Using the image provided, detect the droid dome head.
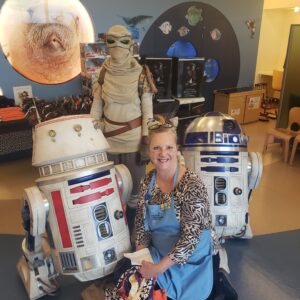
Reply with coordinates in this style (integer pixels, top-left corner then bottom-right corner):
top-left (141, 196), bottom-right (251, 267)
top-left (183, 112), bottom-right (248, 152)
top-left (32, 115), bottom-right (109, 169)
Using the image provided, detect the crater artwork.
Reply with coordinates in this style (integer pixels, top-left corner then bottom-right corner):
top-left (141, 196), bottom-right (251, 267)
top-left (0, 0), bottom-right (95, 84)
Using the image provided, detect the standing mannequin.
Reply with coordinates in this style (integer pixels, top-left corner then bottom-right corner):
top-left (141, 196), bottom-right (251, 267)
top-left (90, 25), bottom-right (156, 234)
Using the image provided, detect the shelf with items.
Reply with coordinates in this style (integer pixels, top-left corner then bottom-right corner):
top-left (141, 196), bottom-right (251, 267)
top-left (80, 42), bottom-right (107, 99)
top-left (175, 97), bottom-right (205, 120)
top-left (152, 96), bottom-right (205, 145)
top-left (174, 97), bottom-right (205, 145)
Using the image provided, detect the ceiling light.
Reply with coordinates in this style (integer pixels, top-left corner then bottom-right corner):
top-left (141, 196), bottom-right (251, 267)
top-left (293, 6), bottom-right (300, 13)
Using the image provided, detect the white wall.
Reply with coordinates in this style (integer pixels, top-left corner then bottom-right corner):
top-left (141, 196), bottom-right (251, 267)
top-left (255, 9), bottom-right (300, 82)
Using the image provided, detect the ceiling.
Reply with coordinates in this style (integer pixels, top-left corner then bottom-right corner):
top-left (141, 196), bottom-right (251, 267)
top-left (264, 0), bottom-right (300, 9)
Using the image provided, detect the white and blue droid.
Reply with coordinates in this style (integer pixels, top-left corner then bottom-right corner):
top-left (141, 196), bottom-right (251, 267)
top-left (17, 115), bottom-right (132, 300)
top-left (182, 112), bottom-right (262, 240)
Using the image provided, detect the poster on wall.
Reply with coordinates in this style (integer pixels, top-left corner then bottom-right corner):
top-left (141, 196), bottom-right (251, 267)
top-left (13, 85), bottom-right (33, 106)
top-left (0, 0), bottom-right (95, 84)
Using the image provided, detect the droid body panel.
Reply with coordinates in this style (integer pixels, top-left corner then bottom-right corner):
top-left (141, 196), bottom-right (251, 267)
top-left (182, 112), bottom-right (262, 239)
top-left (17, 115), bottom-right (132, 300)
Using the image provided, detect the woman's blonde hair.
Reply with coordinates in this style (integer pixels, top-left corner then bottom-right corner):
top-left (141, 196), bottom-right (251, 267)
top-left (148, 114), bottom-right (178, 144)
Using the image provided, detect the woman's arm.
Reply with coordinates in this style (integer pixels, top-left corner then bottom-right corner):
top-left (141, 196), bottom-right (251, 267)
top-left (135, 179), bottom-right (152, 248)
top-left (169, 172), bottom-right (211, 264)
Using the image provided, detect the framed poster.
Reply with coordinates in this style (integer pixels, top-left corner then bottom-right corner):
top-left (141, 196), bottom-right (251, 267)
top-left (13, 85), bottom-right (33, 105)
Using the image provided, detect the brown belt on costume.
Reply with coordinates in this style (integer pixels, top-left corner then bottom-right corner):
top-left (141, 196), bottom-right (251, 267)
top-left (103, 115), bottom-right (142, 137)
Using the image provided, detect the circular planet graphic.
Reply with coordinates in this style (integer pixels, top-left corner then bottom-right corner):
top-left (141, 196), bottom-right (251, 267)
top-left (167, 40), bottom-right (197, 57)
top-left (204, 58), bottom-right (219, 82)
top-left (0, 0), bottom-right (95, 84)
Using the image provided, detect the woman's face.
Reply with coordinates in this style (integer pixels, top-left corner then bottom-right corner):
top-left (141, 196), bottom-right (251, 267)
top-left (149, 131), bottom-right (178, 172)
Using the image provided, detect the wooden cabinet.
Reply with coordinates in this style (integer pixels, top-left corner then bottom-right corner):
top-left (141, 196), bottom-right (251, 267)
top-left (214, 88), bottom-right (264, 124)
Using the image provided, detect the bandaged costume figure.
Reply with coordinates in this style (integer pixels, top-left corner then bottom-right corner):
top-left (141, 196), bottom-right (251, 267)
top-left (90, 25), bottom-right (156, 232)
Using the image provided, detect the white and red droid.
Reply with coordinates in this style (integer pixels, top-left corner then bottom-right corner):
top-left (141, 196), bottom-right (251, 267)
top-left (17, 115), bottom-right (132, 299)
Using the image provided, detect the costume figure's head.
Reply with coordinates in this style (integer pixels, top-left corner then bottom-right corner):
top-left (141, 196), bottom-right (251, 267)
top-left (106, 25), bottom-right (133, 61)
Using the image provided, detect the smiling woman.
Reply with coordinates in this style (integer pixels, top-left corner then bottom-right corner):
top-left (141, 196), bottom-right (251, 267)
top-left (0, 0), bottom-right (95, 84)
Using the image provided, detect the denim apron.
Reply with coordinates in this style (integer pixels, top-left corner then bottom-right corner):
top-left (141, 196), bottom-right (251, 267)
top-left (144, 168), bottom-right (213, 300)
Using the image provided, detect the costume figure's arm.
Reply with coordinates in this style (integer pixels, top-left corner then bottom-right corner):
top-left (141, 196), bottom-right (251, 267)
top-left (139, 66), bottom-right (155, 162)
top-left (139, 92), bottom-right (153, 162)
top-left (90, 80), bottom-right (104, 122)
top-left (140, 64), bottom-right (156, 137)
top-left (141, 92), bottom-right (153, 137)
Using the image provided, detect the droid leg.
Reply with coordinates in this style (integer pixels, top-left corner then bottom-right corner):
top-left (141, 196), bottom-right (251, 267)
top-left (17, 187), bottom-right (59, 300)
top-left (241, 219), bottom-right (253, 239)
top-left (218, 246), bottom-right (230, 274)
top-left (17, 238), bottom-right (59, 300)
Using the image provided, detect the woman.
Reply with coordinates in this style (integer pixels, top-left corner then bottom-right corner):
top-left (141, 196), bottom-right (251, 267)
top-left (135, 117), bottom-right (214, 300)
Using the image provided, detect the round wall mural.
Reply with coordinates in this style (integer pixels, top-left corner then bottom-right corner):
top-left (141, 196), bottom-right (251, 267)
top-left (0, 0), bottom-right (95, 84)
top-left (140, 2), bottom-right (240, 110)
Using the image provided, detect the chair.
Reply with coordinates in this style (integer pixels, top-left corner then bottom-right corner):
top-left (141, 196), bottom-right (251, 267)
top-left (267, 69), bottom-right (283, 119)
top-left (272, 69), bottom-right (283, 100)
top-left (256, 70), bottom-right (283, 121)
top-left (289, 134), bottom-right (300, 165)
top-left (255, 82), bottom-right (271, 121)
top-left (263, 107), bottom-right (300, 163)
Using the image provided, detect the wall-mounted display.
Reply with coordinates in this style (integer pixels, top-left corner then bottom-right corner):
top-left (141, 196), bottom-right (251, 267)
top-left (118, 14), bottom-right (153, 40)
top-left (0, 0), bottom-right (95, 84)
top-left (245, 19), bottom-right (256, 39)
top-left (144, 57), bottom-right (173, 99)
top-left (139, 1), bottom-right (240, 111)
top-left (172, 57), bottom-right (205, 98)
top-left (80, 42), bottom-right (107, 59)
top-left (13, 85), bottom-right (33, 106)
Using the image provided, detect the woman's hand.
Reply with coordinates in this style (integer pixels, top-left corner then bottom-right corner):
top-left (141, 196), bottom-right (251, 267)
top-left (135, 244), bottom-right (146, 251)
top-left (139, 260), bottom-right (161, 279)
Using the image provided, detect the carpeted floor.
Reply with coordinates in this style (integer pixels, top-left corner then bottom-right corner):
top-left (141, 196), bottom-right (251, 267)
top-left (0, 119), bottom-right (300, 299)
